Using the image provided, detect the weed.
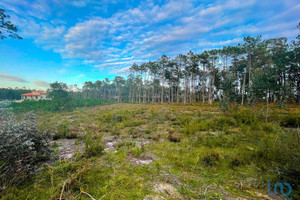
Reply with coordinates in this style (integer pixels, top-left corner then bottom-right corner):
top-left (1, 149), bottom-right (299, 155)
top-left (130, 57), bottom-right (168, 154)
top-left (132, 146), bottom-right (144, 158)
top-left (84, 132), bottom-right (103, 158)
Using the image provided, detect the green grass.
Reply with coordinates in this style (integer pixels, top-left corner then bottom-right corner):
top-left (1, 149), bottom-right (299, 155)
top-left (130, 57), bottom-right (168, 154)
top-left (1, 103), bottom-right (300, 199)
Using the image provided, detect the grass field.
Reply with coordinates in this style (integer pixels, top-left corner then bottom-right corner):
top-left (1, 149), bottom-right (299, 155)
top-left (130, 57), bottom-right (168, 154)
top-left (1, 103), bottom-right (299, 200)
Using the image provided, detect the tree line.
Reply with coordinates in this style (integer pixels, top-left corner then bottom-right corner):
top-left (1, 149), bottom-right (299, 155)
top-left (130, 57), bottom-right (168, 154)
top-left (0, 88), bottom-right (31, 100)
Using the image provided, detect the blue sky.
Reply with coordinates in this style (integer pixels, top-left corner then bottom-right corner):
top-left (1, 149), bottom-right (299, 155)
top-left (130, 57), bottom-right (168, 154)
top-left (0, 0), bottom-right (299, 89)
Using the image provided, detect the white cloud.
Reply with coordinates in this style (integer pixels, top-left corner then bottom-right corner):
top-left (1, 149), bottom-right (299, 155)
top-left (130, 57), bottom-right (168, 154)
top-left (115, 66), bottom-right (131, 74)
top-left (0, 73), bottom-right (28, 83)
top-left (72, 1), bottom-right (86, 7)
top-left (2, 0), bottom-right (299, 76)
top-left (33, 80), bottom-right (50, 88)
top-left (95, 60), bottom-right (146, 68)
top-left (58, 69), bottom-right (67, 73)
top-left (199, 38), bottom-right (243, 47)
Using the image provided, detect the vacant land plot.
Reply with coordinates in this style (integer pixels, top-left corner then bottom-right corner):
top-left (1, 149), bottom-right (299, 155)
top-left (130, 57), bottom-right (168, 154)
top-left (1, 103), bottom-right (299, 200)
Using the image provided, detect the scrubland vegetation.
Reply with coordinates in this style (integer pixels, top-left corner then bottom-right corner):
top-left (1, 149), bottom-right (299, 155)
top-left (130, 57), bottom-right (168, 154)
top-left (9, 99), bottom-right (114, 113)
top-left (1, 103), bottom-right (299, 199)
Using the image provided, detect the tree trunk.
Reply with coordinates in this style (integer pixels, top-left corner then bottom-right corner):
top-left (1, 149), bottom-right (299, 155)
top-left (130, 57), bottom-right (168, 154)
top-left (161, 86), bottom-right (164, 103)
top-left (265, 90), bottom-right (269, 122)
top-left (241, 73), bottom-right (246, 105)
top-left (202, 77), bottom-right (205, 104)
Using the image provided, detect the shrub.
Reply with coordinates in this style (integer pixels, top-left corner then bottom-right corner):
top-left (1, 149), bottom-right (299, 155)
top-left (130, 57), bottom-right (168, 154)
top-left (233, 108), bottom-right (257, 125)
top-left (280, 114), bottom-right (300, 128)
top-left (0, 110), bottom-right (51, 187)
top-left (168, 133), bottom-right (181, 142)
top-left (10, 99), bottom-right (114, 113)
top-left (149, 133), bottom-right (160, 141)
top-left (202, 151), bottom-right (220, 167)
top-left (216, 116), bottom-right (236, 127)
top-left (229, 156), bottom-right (242, 168)
top-left (53, 120), bottom-right (77, 139)
top-left (84, 132), bottom-right (103, 158)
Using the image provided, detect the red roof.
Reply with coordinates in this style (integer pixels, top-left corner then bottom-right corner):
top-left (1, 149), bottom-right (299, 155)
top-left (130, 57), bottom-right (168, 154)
top-left (21, 93), bottom-right (39, 96)
top-left (33, 91), bottom-right (46, 94)
top-left (21, 91), bottom-right (46, 96)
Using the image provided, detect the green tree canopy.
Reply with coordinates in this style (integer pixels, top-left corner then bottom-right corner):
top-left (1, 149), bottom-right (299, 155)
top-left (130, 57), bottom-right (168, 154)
top-left (0, 8), bottom-right (22, 40)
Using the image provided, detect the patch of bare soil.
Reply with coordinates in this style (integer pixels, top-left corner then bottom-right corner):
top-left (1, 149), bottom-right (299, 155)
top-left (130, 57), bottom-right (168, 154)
top-left (128, 152), bottom-right (155, 165)
top-left (52, 139), bottom-right (84, 160)
top-left (102, 135), bottom-right (119, 152)
top-left (153, 183), bottom-right (182, 199)
top-left (104, 140), bottom-right (118, 151)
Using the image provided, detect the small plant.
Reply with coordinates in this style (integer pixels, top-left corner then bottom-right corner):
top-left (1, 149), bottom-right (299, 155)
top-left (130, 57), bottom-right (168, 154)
top-left (149, 133), bottom-right (160, 141)
top-left (229, 156), bottom-right (242, 168)
top-left (132, 146), bottom-right (143, 158)
top-left (216, 116), bottom-right (236, 128)
top-left (167, 129), bottom-right (181, 142)
top-left (53, 120), bottom-right (77, 139)
top-left (233, 108), bottom-right (257, 125)
top-left (218, 95), bottom-right (230, 113)
top-left (168, 133), bottom-right (181, 142)
top-left (202, 151), bottom-right (220, 167)
top-left (84, 132), bottom-right (103, 158)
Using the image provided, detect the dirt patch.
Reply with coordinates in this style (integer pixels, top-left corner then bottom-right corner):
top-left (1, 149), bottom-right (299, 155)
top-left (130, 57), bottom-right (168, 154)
top-left (104, 140), bottom-right (118, 151)
top-left (128, 153), bottom-right (155, 165)
top-left (52, 139), bottom-right (84, 160)
top-left (102, 135), bottom-right (118, 152)
top-left (131, 157), bottom-right (154, 165)
top-left (154, 183), bottom-right (182, 199)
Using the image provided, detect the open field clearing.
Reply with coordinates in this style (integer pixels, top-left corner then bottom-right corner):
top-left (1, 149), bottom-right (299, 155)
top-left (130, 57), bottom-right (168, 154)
top-left (1, 103), bottom-right (299, 200)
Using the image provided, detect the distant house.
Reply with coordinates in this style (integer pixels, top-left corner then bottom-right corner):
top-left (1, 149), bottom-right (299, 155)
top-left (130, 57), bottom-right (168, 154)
top-left (21, 91), bottom-right (48, 101)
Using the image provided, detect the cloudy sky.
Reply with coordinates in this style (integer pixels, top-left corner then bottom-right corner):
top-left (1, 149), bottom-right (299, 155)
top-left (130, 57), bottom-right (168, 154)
top-left (0, 0), bottom-right (299, 89)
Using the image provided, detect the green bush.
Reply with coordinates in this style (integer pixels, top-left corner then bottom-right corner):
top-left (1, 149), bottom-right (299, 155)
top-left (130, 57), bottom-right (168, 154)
top-left (229, 156), bottom-right (242, 168)
top-left (202, 151), bottom-right (220, 167)
top-left (84, 133), bottom-right (104, 158)
top-left (280, 114), bottom-right (300, 128)
top-left (53, 120), bottom-right (77, 139)
top-left (216, 116), bottom-right (236, 127)
top-left (233, 108), bottom-right (257, 125)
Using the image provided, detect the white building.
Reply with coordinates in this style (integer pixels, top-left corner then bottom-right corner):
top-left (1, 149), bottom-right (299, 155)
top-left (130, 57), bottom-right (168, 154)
top-left (21, 91), bottom-right (48, 101)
